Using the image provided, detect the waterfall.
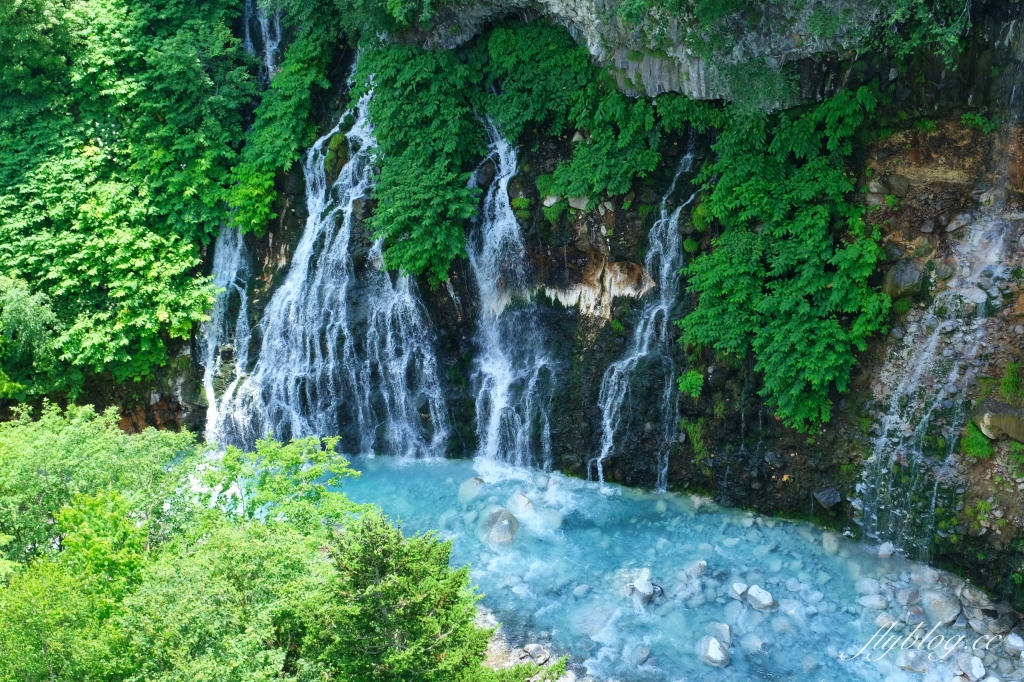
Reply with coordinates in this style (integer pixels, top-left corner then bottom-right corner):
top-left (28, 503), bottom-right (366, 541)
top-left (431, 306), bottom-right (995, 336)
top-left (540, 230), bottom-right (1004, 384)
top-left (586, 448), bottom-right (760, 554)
top-left (589, 148), bottom-right (697, 490)
top-left (242, 0), bottom-right (282, 81)
top-left (468, 123), bottom-right (556, 469)
top-left (216, 92), bottom-right (449, 457)
top-left (856, 103), bottom-right (1024, 557)
top-left (199, 228), bottom-right (252, 444)
top-left (361, 240), bottom-right (452, 458)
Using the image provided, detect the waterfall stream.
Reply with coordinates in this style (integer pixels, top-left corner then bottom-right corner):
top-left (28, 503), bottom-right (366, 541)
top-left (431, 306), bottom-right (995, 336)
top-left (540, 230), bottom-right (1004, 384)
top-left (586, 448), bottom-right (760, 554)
top-left (242, 0), bottom-right (282, 82)
top-left (590, 149), bottom-right (697, 490)
top-left (856, 104), bottom-right (1024, 557)
top-left (214, 93), bottom-right (449, 456)
top-left (468, 124), bottom-right (556, 468)
top-left (199, 228), bottom-right (251, 445)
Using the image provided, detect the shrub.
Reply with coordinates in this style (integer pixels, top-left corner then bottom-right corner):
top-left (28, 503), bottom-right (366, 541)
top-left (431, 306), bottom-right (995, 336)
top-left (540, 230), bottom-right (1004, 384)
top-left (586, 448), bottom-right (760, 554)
top-left (961, 422), bottom-right (994, 459)
top-left (962, 112), bottom-right (997, 134)
top-left (1001, 362), bottom-right (1023, 405)
top-left (677, 368), bottom-right (704, 397)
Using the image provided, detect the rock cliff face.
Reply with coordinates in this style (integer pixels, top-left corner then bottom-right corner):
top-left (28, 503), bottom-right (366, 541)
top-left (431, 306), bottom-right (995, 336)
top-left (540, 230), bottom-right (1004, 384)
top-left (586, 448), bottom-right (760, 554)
top-left (413, 0), bottom-right (876, 98)
top-left (131, 0), bottom-right (1024, 607)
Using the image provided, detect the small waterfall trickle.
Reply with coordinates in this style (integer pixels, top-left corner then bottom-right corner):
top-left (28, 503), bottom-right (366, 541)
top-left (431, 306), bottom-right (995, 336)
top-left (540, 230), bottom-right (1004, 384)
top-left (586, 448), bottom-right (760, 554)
top-left (242, 0), bottom-right (282, 81)
top-left (589, 147), bottom-right (697, 490)
top-left (216, 92), bottom-right (449, 456)
top-left (857, 84), bottom-right (1024, 557)
top-left (200, 228), bottom-right (251, 445)
top-left (469, 123), bottom-right (556, 469)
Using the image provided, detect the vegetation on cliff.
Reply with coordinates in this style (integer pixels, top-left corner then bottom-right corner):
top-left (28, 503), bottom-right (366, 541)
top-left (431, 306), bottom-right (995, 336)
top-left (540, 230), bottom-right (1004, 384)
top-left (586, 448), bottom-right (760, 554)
top-left (0, 404), bottom-right (561, 681)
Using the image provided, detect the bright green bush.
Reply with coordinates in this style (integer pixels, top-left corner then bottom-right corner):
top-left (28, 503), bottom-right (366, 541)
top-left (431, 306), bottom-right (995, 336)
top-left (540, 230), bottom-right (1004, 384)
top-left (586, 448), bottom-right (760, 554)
top-left (0, 0), bottom-right (252, 388)
top-left (960, 422), bottom-right (994, 459)
top-left (678, 87), bottom-right (890, 432)
top-left (677, 368), bottom-right (704, 398)
top-left (0, 406), bottom-right (554, 681)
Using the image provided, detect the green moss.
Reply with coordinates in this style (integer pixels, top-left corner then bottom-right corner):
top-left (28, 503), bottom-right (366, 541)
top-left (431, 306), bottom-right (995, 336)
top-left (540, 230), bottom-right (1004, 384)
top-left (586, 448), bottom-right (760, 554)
top-left (609, 319), bottom-right (625, 333)
top-left (683, 238), bottom-right (701, 254)
top-left (1001, 362), bottom-right (1024, 405)
top-left (892, 298), bottom-right (913, 315)
top-left (961, 423), bottom-right (994, 459)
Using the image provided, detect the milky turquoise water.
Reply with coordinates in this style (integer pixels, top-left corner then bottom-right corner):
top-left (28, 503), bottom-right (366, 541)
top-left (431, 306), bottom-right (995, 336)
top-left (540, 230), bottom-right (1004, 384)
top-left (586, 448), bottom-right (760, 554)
top-left (341, 456), bottom-right (971, 682)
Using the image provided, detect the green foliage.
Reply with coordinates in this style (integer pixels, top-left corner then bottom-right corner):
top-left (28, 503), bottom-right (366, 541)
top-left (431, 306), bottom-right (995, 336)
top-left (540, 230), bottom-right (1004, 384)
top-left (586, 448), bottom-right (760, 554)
top-left (962, 112), bottom-right (997, 134)
top-left (677, 368), bottom-right (704, 398)
top-left (961, 422), bottom-right (994, 459)
top-left (0, 275), bottom-right (63, 399)
top-left (0, 402), bottom-right (195, 563)
top-left (679, 87), bottom-right (890, 432)
top-left (0, 0), bottom-right (251, 386)
top-left (682, 417), bottom-right (711, 473)
top-left (305, 509), bottom-right (486, 680)
top-left (199, 435), bottom-right (361, 531)
top-left (542, 201), bottom-right (568, 224)
top-left (892, 297), bottom-right (913, 315)
top-left (228, 15), bottom-right (338, 233)
top-left (915, 118), bottom-right (937, 132)
top-left (353, 42), bottom-right (485, 287)
top-left (610, 319), bottom-right (626, 333)
top-left (1001, 362), bottom-right (1024, 405)
top-left (0, 406), bottom-right (542, 682)
top-left (683, 237), bottom-right (700, 254)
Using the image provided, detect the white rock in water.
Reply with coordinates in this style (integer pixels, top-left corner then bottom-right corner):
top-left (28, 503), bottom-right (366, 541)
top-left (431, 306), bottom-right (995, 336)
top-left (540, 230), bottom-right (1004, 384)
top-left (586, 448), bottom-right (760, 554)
top-left (897, 649), bottom-right (929, 673)
top-left (957, 653), bottom-right (985, 681)
top-left (822, 532), bottom-right (840, 556)
top-left (878, 541), bottom-right (895, 558)
top-left (480, 506), bottom-right (519, 545)
top-left (855, 578), bottom-right (880, 595)
top-left (746, 585), bottom-right (775, 611)
top-left (655, 499), bottom-right (668, 514)
top-left (522, 643), bottom-right (550, 665)
top-left (632, 646), bottom-right (650, 666)
top-left (686, 560), bottom-right (707, 578)
top-left (710, 622), bottom-right (732, 646)
top-left (1003, 631), bottom-right (1024, 655)
top-left (729, 582), bottom-right (748, 600)
top-left (740, 633), bottom-right (764, 654)
top-left (859, 594), bottom-right (889, 610)
top-left (572, 584), bottom-right (590, 598)
top-left (533, 472), bottom-right (549, 488)
top-left (458, 477), bottom-right (484, 503)
top-left (922, 590), bottom-right (962, 625)
top-left (509, 490), bottom-right (532, 513)
top-left (697, 635), bottom-right (730, 667)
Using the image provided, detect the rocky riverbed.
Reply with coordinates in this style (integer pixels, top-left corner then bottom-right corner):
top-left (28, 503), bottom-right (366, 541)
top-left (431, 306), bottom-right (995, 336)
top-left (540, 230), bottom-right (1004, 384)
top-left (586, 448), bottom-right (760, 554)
top-left (342, 456), bottom-right (1024, 681)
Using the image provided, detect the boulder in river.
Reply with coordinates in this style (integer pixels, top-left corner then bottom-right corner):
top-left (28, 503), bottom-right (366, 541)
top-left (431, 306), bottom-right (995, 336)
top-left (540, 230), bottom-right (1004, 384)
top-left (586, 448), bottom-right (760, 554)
top-left (921, 589), bottom-right (962, 625)
top-left (821, 531), bottom-right (840, 556)
top-left (479, 506), bottom-right (519, 545)
top-left (697, 635), bottom-right (730, 667)
top-left (458, 477), bottom-right (484, 503)
top-left (746, 585), bottom-right (776, 611)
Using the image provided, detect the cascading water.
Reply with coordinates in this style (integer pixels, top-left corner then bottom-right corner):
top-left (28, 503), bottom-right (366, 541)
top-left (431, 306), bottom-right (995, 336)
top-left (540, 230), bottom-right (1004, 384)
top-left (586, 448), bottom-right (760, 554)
top-left (216, 92), bottom-right (450, 456)
top-left (199, 227), bottom-right (252, 445)
top-left (856, 91), bottom-right (1024, 558)
top-left (589, 148), bottom-right (697, 490)
top-left (360, 240), bottom-right (452, 458)
top-left (468, 123), bottom-right (556, 469)
top-left (242, 0), bottom-right (282, 81)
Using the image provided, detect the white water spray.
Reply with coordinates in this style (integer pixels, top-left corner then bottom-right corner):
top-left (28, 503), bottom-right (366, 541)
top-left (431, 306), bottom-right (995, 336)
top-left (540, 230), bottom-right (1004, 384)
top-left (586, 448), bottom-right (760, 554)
top-left (589, 148), bottom-right (696, 490)
top-left (200, 228), bottom-right (251, 445)
top-left (468, 123), bottom-right (556, 468)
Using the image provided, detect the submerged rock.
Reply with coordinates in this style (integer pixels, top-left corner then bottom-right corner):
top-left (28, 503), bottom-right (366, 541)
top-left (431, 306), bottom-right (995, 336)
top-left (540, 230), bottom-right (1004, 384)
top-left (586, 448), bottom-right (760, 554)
top-left (459, 477), bottom-right (484, 503)
top-left (479, 506), bottom-right (520, 545)
top-left (697, 635), bottom-right (730, 667)
top-left (821, 532), bottom-right (840, 556)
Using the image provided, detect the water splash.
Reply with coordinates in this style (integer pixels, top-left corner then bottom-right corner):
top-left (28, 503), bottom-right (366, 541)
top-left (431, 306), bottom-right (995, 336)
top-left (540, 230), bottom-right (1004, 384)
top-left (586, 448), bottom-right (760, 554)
top-left (468, 123), bottom-right (556, 469)
top-left (199, 227), bottom-right (251, 445)
top-left (589, 149), bottom-right (697, 490)
top-left (242, 0), bottom-right (282, 82)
